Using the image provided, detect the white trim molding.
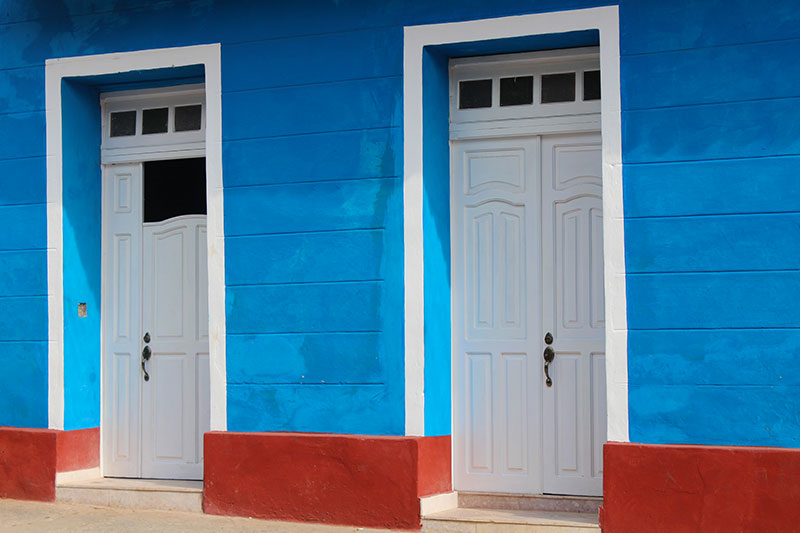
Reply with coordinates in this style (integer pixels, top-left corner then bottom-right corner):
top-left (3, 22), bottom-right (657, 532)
top-left (45, 44), bottom-right (227, 432)
top-left (403, 6), bottom-right (628, 441)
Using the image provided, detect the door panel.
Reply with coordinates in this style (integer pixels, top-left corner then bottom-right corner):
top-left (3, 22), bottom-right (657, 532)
top-left (502, 353), bottom-right (528, 474)
top-left (141, 216), bottom-right (207, 480)
top-left (466, 352), bottom-right (493, 474)
top-left (103, 164), bottom-right (143, 478)
top-left (542, 133), bottom-right (606, 496)
top-left (453, 137), bottom-right (541, 494)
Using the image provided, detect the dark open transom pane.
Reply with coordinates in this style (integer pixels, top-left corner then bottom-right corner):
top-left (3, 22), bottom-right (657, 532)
top-left (175, 104), bottom-right (202, 132)
top-left (142, 107), bottom-right (169, 134)
top-left (459, 79), bottom-right (492, 109)
top-left (584, 70), bottom-right (601, 101)
top-left (541, 72), bottom-right (576, 103)
top-left (110, 111), bottom-right (136, 137)
top-left (500, 76), bottom-right (533, 106)
top-left (144, 158), bottom-right (207, 223)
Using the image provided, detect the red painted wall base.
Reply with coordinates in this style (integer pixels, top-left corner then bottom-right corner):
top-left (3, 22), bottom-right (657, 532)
top-left (0, 427), bottom-right (100, 502)
top-left (601, 442), bottom-right (800, 532)
top-left (56, 427), bottom-right (100, 473)
top-left (204, 432), bottom-right (451, 529)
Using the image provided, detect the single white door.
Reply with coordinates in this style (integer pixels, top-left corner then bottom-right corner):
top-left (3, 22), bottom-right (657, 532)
top-left (452, 132), bottom-right (606, 496)
top-left (102, 161), bottom-right (209, 480)
top-left (452, 137), bottom-right (543, 493)
top-left (541, 132), bottom-right (606, 496)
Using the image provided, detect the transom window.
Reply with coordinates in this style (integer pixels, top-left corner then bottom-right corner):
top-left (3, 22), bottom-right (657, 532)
top-left (450, 48), bottom-right (600, 137)
top-left (101, 84), bottom-right (205, 164)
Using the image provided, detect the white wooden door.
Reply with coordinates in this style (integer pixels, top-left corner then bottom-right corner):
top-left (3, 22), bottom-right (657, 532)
top-left (141, 215), bottom-right (209, 480)
top-left (452, 132), bottom-right (605, 496)
top-left (541, 133), bottom-right (606, 496)
top-left (102, 162), bottom-right (209, 480)
top-left (452, 137), bottom-right (543, 494)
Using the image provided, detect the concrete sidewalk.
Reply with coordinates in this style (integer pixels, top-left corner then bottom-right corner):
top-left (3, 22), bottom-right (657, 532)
top-left (0, 499), bottom-right (400, 532)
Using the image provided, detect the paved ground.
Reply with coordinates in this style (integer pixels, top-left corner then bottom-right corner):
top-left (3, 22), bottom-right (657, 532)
top-left (0, 499), bottom-right (400, 532)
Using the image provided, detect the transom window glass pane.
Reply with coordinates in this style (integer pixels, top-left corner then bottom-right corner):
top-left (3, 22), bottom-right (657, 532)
top-left (110, 111), bottom-right (136, 137)
top-left (541, 72), bottom-right (576, 103)
top-left (142, 107), bottom-right (169, 134)
top-left (500, 76), bottom-right (533, 107)
top-left (174, 104), bottom-right (202, 132)
top-left (584, 70), bottom-right (601, 101)
top-left (459, 79), bottom-right (492, 109)
top-left (144, 158), bottom-right (207, 223)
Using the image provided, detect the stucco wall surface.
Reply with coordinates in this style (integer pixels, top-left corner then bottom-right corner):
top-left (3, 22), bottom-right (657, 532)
top-left (0, 0), bottom-right (798, 447)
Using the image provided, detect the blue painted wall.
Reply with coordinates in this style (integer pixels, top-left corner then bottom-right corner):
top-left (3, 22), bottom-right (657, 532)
top-left (620, 0), bottom-right (800, 448)
top-left (61, 80), bottom-right (102, 431)
top-left (1, 0), bottom-right (799, 448)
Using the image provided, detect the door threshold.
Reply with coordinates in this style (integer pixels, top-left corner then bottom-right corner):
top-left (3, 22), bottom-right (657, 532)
top-left (422, 507), bottom-right (599, 532)
top-left (458, 491), bottom-right (602, 514)
top-left (55, 477), bottom-right (203, 513)
top-left (421, 491), bottom-right (602, 516)
top-left (57, 477), bottom-right (202, 492)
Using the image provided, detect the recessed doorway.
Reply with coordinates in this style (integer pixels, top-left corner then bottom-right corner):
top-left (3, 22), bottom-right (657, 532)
top-left (450, 49), bottom-right (607, 497)
top-left (100, 87), bottom-right (210, 481)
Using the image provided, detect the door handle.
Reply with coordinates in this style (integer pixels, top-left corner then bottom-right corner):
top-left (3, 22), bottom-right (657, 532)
top-left (543, 346), bottom-right (555, 387)
top-left (142, 344), bottom-right (151, 382)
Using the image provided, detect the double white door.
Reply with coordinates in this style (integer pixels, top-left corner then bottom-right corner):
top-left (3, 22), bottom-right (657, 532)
top-left (452, 132), bottom-right (606, 496)
top-left (102, 163), bottom-right (210, 480)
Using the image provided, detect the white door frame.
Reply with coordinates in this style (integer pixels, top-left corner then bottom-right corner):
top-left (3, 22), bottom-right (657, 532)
top-left (45, 44), bottom-right (227, 436)
top-left (402, 6), bottom-right (627, 443)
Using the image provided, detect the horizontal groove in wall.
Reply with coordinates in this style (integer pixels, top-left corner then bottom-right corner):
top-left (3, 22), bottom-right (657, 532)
top-left (630, 383), bottom-right (797, 389)
top-left (0, 0), bottom-right (198, 28)
top-left (0, 64), bottom-right (44, 73)
top-left (0, 248), bottom-right (46, 254)
top-left (0, 201), bottom-right (47, 209)
top-left (622, 35), bottom-right (800, 58)
top-left (224, 74), bottom-right (401, 95)
top-left (222, 23), bottom-right (400, 48)
top-left (222, 125), bottom-right (397, 144)
top-left (226, 227), bottom-right (387, 238)
top-left (226, 227), bottom-right (384, 240)
top-left (0, 153), bottom-right (45, 163)
top-left (623, 93), bottom-right (800, 113)
top-left (624, 153), bottom-right (800, 167)
top-left (0, 293), bottom-right (46, 299)
top-left (0, 108), bottom-right (44, 118)
top-left (224, 175), bottom-right (398, 190)
top-left (627, 268), bottom-right (800, 276)
top-left (227, 330), bottom-right (382, 336)
top-left (227, 278), bottom-right (384, 288)
top-left (0, 249), bottom-right (47, 254)
top-left (626, 270), bottom-right (800, 277)
top-left (227, 382), bottom-right (384, 387)
top-left (222, 126), bottom-right (396, 145)
top-left (628, 327), bottom-right (800, 332)
top-left (625, 210), bottom-right (800, 220)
